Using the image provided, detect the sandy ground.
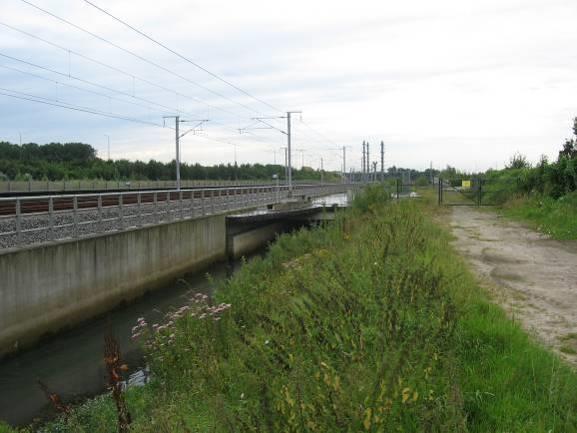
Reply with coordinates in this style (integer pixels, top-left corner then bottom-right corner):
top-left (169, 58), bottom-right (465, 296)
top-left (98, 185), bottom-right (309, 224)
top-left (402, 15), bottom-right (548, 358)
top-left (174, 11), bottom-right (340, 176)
top-left (449, 206), bottom-right (577, 361)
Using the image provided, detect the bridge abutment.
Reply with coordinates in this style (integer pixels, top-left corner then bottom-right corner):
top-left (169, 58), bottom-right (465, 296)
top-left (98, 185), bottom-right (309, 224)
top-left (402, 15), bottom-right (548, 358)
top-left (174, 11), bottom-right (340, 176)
top-left (0, 214), bottom-right (227, 356)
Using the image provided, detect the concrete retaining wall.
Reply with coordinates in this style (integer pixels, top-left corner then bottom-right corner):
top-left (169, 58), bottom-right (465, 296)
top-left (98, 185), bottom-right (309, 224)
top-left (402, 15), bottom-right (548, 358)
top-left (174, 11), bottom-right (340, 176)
top-left (229, 222), bottom-right (286, 259)
top-left (0, 214), bottom-right (226, 356)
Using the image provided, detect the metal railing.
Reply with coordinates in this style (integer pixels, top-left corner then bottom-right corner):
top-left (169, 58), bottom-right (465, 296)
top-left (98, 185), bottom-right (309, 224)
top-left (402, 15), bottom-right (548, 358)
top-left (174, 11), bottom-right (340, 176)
top-left (0, 179), bottom-right (331, 194)
top-left (0, 184), bottom-right (352, 249)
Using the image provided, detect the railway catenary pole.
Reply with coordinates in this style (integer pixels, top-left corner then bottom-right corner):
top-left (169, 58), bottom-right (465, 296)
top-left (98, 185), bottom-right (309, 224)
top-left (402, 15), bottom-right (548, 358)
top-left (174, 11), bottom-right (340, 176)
top-left (342, 146), bottom-right (347, 183)
top-left (361, 141), bottom-right (366, 183)
top-left (281, 147), bottom-right (288, 184)
top-left (250, 111), bottom-right (300, 194)
top-left (287, 112), bottom-right (292, 192)
top-left (286, 111), bottom-right (301, 195)
top-left (380, 140), bottom-right (385, 182)
top-left (366, 142), bottom-right (370, 183)
top-left (163, 116), bottom-right (209, 191)
top-left (175, 116), bottom-right (181, 190)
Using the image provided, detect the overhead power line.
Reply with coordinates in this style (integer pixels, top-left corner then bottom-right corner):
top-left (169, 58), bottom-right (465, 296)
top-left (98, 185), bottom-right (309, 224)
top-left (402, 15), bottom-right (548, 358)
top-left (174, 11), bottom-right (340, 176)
top-left (0, 88), bottom-right (166, 128)
top-left (6, 1), bottom-right (345, 168)
top-left (299, 119), bottom-right (341, 148)
top-left (19, 0), bottom-right (270, 118)
top-left (292, 121), bottom-right (345, 163)
top-left (0, 58), bottom-right (243, 137)
top-left (0, 20), bottom-right (243, 122)
top-left (0, 63), bottom-right (164, 115)
top-left (0, 52), bottom-right (189, 117)
top-left (82, 0), bottom-right (283, 115)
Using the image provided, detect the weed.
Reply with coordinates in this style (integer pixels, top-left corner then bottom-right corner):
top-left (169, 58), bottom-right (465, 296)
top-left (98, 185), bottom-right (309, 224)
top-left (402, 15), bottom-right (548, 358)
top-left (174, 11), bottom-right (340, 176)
top-left (103, 334), bottom-right (131, 433)
top-left (37, 381), bottom-right (70, 418)
top-left (12, 189), bottom-right (577, 433)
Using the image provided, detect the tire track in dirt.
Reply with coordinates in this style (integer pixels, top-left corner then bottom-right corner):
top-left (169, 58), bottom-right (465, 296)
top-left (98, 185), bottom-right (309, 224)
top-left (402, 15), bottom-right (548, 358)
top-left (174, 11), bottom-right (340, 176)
top-left (450, 206), bottom-right (577, 361)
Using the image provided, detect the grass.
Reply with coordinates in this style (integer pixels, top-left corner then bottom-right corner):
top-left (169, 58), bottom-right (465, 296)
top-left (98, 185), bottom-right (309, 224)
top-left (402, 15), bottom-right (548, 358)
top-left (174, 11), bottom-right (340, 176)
top-left (499, 192), bottom-right (577, 240)
top-left (560, 346), bottom-right (577, 355)
top-left (5, 185), bottom-right (577, 432)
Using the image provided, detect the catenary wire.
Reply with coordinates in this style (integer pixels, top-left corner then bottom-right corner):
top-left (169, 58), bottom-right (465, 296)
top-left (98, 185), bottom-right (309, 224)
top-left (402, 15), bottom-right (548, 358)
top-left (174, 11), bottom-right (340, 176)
top-left (82, 0), bottom-right (284, 115)
top-left (0, 20), bottom-right (246, 122)
top-left (0, 88), bottom-right (167, 128)
top-left (20, 0), bottom-right (276, 118)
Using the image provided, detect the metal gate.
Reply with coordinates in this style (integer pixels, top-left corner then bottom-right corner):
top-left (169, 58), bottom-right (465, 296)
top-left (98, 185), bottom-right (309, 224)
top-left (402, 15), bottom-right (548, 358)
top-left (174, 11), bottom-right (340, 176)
top-left (438, 178), bottom-right (502, 206)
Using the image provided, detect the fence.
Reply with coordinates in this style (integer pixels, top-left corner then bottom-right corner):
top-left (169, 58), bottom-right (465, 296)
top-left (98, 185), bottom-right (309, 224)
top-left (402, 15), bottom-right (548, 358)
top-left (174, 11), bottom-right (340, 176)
top-left (381, 179), bottom-right (433, 200)
top-left (0, 183), bottom-right (353, 249)
top-left (437, 178), bottom-right (505, 206)
top-left (0, 179), bottom-right (329, 194)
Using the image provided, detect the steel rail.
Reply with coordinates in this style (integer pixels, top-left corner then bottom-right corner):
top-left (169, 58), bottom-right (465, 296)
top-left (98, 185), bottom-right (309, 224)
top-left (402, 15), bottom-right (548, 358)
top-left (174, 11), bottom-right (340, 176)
top-left (0, 184), bottom-right (355, 249)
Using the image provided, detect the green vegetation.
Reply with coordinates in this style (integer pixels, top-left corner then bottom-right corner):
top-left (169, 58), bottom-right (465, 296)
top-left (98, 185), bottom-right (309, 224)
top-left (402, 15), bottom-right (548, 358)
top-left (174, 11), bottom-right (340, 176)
top-left (0, 141), bottom-right (337, 182)
top-left (499, 193), bottom-right (577, 239)
top-left (467, 118), bottom-right (577, 239)
top-left (5, 187), bottom-right (577, 432)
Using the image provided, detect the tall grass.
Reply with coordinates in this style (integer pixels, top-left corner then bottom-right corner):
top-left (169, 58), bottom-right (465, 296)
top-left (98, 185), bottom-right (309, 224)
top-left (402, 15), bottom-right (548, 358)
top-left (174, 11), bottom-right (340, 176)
top-left (500, 192), bottom-right (577, 239)
top-left (7, 190), bottom-right (577, 432)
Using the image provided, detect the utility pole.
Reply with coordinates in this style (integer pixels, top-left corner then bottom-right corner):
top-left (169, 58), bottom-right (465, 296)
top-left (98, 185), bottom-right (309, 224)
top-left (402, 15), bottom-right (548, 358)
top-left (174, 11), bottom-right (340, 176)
top-left (250, 111), bottom-right (300, 194)
top-left (372, 162), bottom-right (377, 182)
top-left (104, 134), bottom-right (110, 160)
top-left (366, 142), bottom-right (370, 183)
top-left (320, 157), bottom-right (324, 185)
top-left (281, 147), bottom-right (288, 183)
top-left (362, 141), bottom-right (366, 183)
top-left (175, 117), bottom-right (181, 189)
top-left (380, 141), bottom-right (384, 182)
top-left (286, 111), bottom-right (301, 195)
top-left (287, 112), bottom-right (292, 191)
top-left (294, 149), bottom-right (305, 168)
top-left (233, 143), bottom-right (238, 181)
top-left (342, 146), bottom-right (347, 183)
top-left (163, 115), bottom-right (209, 190)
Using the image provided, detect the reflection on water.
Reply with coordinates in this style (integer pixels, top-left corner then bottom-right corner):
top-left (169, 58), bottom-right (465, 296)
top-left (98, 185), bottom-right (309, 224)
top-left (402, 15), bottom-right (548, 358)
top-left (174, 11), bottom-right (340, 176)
top-left (0, 258), bottom-right (249, 427)
top-left (312, 192), bottom-right (351, 207)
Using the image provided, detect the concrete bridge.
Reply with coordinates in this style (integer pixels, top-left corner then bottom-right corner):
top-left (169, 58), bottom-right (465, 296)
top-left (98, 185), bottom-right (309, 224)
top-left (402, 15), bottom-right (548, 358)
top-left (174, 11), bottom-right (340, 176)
top-left (0, 183), bottom-right (358, 356)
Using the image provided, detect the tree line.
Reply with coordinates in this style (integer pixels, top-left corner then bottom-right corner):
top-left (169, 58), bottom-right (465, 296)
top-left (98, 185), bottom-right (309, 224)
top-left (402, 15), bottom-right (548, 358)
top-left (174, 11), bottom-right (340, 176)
top-left (0, 141), bottom-right (340, 182)
top-left (486, 117), bottom-right (577, 199)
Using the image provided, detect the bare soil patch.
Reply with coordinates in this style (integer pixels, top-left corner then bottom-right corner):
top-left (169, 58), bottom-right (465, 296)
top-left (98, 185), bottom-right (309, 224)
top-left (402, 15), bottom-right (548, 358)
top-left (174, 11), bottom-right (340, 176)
top-left (450, 206), bottom-right (577, 362)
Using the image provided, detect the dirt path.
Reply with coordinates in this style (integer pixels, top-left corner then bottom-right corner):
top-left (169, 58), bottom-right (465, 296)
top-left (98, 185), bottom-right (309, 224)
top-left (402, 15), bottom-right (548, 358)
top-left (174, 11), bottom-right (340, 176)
top-left (450, 206), bottom-right (577, 360)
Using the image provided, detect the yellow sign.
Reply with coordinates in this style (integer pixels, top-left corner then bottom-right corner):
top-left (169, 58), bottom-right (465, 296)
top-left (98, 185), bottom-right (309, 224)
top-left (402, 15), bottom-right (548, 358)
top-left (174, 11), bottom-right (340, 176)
top-left (462, 180), bottom-right (471, 189)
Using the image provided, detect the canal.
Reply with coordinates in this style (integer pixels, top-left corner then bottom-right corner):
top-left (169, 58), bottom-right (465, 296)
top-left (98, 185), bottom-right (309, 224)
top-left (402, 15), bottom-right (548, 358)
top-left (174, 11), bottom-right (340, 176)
top-left (0, 256), bottom-right (252, 426)
top-left (0, 192), bottom-right (351, 427)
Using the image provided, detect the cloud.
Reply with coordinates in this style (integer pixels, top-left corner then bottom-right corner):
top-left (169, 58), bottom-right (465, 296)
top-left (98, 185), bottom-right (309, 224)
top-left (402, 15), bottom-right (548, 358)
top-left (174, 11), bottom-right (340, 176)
top-left (1, 0), bottom-right (577, 171)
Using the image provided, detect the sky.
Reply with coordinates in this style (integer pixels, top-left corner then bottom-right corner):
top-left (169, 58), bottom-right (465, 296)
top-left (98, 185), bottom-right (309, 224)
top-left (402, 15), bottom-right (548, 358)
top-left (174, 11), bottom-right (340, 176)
top-left (1, 0), bottom-right (577, 172)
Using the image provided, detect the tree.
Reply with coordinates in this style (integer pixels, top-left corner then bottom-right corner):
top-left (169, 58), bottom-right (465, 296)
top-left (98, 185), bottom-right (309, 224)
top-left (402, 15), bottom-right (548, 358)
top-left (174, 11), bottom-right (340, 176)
top-left (506, 153), bottom-right (530, 169)
top-left (558, 117), bottom-right (577, 160)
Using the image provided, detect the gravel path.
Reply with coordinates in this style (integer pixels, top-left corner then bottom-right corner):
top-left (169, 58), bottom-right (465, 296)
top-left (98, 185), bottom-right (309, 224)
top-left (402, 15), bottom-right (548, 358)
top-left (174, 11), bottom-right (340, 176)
top-left (450, 206), bottom-right (577, 362)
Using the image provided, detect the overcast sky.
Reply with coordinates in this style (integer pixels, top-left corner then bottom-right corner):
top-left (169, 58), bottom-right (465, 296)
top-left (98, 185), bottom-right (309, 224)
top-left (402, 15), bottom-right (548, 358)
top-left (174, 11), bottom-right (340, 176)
top-left (1, 0), bottom-right (577, 172)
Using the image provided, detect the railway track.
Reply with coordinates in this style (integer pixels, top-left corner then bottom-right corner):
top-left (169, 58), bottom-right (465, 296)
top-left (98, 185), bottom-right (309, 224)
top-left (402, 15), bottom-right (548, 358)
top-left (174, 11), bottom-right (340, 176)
top-left (0, 183), bottom-right (354, 249)
top-left (0, 182), bottom-right (303, 198)
top-left (0, 185), bottom-right (313, 217)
